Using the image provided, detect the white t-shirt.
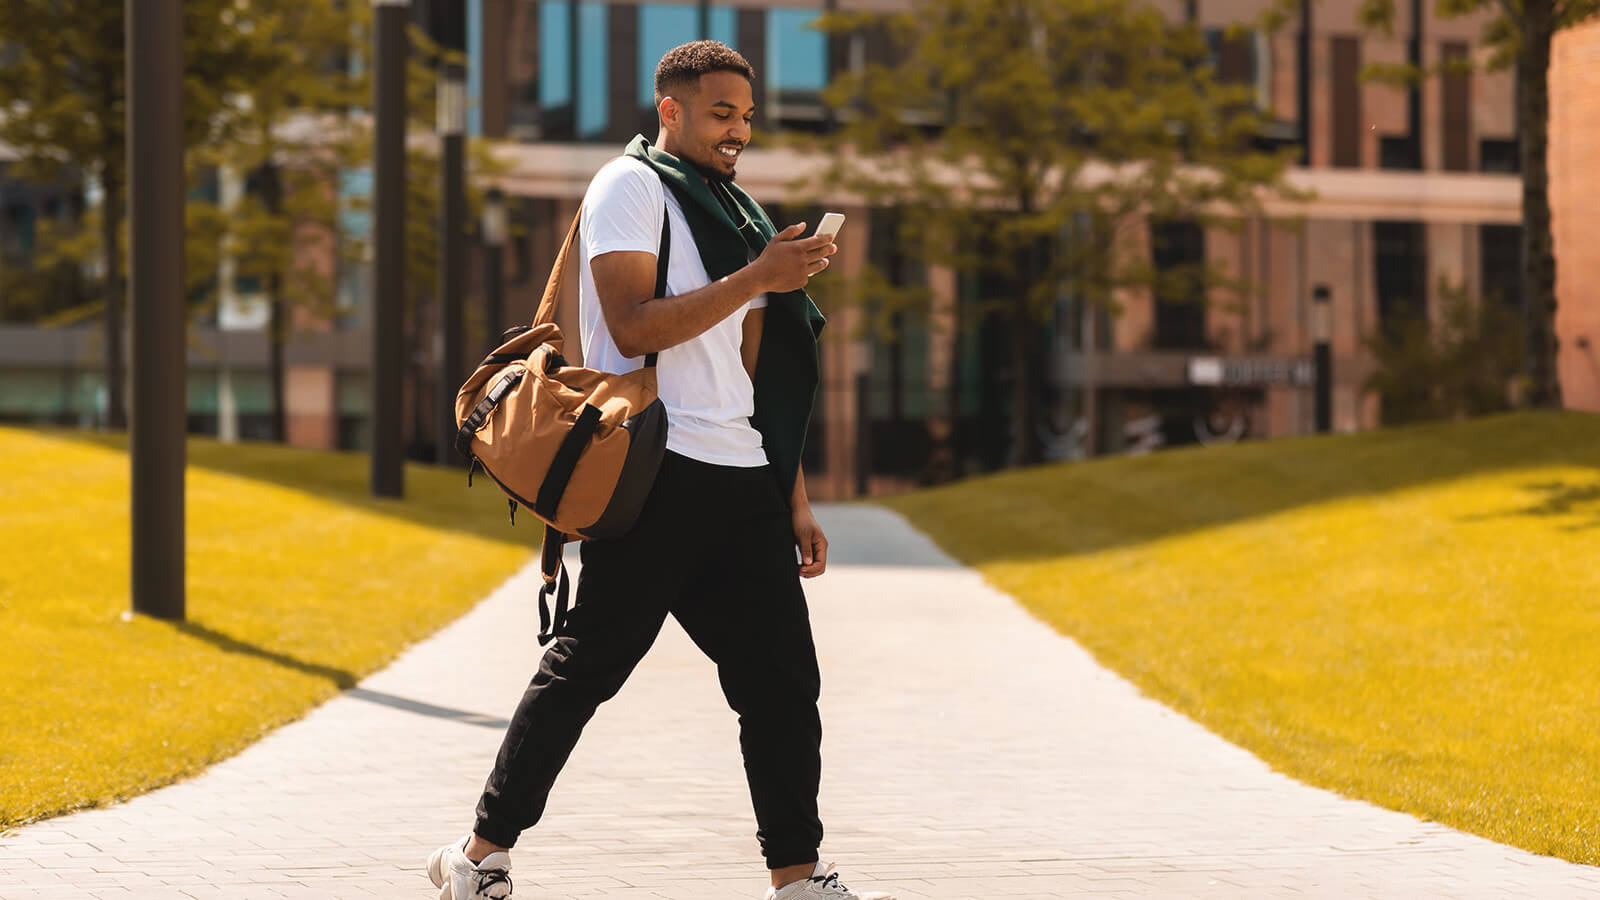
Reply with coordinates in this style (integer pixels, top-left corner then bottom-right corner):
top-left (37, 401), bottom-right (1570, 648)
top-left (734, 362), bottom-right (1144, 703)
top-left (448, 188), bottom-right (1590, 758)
top-left (578, 157), bottom-right (770, 468)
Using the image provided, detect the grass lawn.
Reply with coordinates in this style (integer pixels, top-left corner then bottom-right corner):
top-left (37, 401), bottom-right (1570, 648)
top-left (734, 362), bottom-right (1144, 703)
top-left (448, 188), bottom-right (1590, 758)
top-left (0, 428), bottom-right (537, 829)
top-left (881, 411), bottom-right (1600, 865)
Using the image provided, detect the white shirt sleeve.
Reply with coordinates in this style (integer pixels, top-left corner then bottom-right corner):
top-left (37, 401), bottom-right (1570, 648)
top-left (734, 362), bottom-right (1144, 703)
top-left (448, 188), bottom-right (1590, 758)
top-left (581, 160), bottom-right (666, 261)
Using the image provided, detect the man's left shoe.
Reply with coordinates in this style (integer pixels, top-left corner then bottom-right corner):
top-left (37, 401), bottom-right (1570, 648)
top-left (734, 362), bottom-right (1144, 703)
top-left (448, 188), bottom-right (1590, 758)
top-left (764, 862), bottom-right (895, 900)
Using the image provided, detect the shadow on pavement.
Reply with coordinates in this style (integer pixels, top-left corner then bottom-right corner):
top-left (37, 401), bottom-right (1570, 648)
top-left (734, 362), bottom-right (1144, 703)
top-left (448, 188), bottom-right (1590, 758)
top-left (346, 688), bottom-right (511, 729)
top-left (176, 621), bottom-right (358, 688)
top-left (176, 622), bottom-right (513, 727)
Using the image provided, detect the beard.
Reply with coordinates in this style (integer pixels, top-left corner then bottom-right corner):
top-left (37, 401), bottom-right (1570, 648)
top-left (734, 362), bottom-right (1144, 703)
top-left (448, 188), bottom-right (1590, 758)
top-left (689, 144), bottom-right (737, 183)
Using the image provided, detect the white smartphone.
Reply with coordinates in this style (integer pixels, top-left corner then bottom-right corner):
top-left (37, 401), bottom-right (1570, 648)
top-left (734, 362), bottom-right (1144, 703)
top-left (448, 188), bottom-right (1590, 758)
top-left (813, 212), bottom-right (846, 241)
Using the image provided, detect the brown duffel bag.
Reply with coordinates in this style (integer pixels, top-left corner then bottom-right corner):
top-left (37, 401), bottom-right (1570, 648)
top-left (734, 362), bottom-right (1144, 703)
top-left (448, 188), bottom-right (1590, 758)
top-left (454, 199), bottom-right (670, 643)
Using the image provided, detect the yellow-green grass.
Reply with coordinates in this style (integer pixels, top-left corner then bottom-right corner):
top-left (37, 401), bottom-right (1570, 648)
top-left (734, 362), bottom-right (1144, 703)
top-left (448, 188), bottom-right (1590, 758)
top-left (0, 428), bottom-right (537, 829)
top-left (881, 411), bottom-right (1600, 864)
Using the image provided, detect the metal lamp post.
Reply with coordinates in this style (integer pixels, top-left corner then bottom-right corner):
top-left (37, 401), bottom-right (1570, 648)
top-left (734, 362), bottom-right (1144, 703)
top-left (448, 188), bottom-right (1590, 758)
top-left (127, 0), bottom-right (187, 620)
top-left (437, 61), bottom-right (467, 466)
top-left (1311, 284), bottom-right (1332, 434)
top-left (371, 0), bottom-right (408, 497)
top-left (481, 187), bottom-right (508, 345)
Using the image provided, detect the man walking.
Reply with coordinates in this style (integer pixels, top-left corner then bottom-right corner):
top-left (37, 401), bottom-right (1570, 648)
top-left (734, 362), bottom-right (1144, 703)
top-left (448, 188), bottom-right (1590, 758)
top-left (428, 41), bottom-right (894, 900)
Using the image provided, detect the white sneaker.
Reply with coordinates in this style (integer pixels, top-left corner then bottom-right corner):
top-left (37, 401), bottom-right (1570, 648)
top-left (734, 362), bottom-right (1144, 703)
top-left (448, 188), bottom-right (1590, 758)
top-left (426, 835), bottom-right (514, 899)
top-left (765, 862), bottom-right (895, 900)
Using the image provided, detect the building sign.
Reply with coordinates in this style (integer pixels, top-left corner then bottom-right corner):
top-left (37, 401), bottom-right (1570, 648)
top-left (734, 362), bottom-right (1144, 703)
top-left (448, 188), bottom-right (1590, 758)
top-left (1187, 356), bottom-right (1314, 388)
top-left (219, 293), bottom-right (269, 332)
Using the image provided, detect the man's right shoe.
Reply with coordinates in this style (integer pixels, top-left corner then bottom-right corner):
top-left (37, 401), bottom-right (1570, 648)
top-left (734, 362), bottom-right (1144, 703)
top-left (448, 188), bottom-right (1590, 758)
top-left (426, 835), bottom-right (513, 899)
top-left (764, 862), bottom-right (895, 900)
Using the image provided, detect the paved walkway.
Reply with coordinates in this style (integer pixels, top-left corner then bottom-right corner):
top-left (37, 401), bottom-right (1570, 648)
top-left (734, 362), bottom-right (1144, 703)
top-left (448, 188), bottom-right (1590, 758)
top-left (4, 505), bottom-right (1598, 899)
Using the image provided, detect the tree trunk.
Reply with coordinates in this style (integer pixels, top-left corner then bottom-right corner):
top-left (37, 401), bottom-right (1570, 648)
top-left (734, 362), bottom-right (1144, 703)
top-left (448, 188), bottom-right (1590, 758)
top-left (1008, 230), bottom-right (1052, 467)
top-left (1009, 299), bottom-right (1039, 466)
top-left (101, 170), bottom-right (126, 430)
top-left (1520, 0), bottom-right (1561, 408)
top-left (261, 161), bottom-right (288, 443)
top-left (268, 277), bottom-right (287, 442)
top-left (942, 278), bottom-right (965, 481)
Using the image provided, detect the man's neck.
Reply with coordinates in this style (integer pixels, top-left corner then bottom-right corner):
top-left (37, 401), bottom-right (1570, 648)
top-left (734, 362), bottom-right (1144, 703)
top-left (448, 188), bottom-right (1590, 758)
top-left (655, 131), bottom-right (713, 184)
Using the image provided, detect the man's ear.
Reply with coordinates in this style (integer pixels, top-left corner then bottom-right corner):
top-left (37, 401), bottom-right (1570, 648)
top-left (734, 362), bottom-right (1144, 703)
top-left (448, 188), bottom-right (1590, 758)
top-left (658, 96), bottom-right (681, 130)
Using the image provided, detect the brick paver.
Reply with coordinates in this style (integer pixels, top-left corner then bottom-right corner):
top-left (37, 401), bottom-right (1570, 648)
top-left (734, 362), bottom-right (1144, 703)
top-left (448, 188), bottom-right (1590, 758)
top-left (3, 505), bottom-right (1596, 898)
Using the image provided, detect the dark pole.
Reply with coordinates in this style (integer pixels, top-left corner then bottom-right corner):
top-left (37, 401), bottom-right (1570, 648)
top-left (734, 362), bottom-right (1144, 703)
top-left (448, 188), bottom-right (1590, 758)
top-left (1297, 0), bottom-right (1312, 166)
top-left (437, 60), bottom-right (467, 465)
top-left (698, 0), bottom-right (710, 38)
top-left (1312, 284), bottom-right (1332, 434)
top-left (481, 188), bottom-right (507, 345)
top-left (372, 0), bottom-right (408, 497)
top-left (127, 0), bottom-right (186, 621)
top-left (855, 372), bottom-right (872, 497)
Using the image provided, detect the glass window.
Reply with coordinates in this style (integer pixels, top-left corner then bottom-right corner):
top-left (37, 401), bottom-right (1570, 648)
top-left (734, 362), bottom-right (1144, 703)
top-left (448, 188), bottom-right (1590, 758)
top-left (539, 1), bottom-right (572, 111)
top-left (1480, 224), bottom-right (1521, 309)
top-left (1150, 221), bottom-right (1207, 350)
top-left (637, 5), bottom-right (740, 114)
top-left (639, 4), bottom-right (700, 106)
top-left (1374, 220), bottom-right (1427, 331)
top-left (4, 203), bottom-right (36, 260)
top-left (709, 7), bottom-right (736, 48)
top-left (577, 2), bottom-right (609, 138)
top-left (766, 8), bottom-right (826, 100)
top-left (1480, 138), bottom-right (1519, 173)
top-left (506, 1), bottom-right (543, 139)
top-left (337, 168), bottom-right (372, 323)
top-left (1331, 37), bottom-right (1361, 168)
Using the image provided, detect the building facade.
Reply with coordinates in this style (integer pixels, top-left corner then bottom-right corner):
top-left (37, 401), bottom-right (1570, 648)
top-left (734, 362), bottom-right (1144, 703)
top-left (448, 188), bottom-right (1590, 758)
top-left (4, 0), bottom-right (1595, 501)
top-left (463, 0), bottom-right (1548, 497)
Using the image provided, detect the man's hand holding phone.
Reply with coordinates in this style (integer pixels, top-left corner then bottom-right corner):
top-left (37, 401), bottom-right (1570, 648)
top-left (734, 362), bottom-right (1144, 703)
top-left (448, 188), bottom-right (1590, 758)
top-left (753, 214), bottom-right (844, 293)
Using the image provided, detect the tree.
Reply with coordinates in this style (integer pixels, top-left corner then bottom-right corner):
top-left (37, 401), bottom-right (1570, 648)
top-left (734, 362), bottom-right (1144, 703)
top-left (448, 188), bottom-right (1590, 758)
top-left (808, 0), bottom-right (1300, 467)
top-left (0, 1), bottom-right (258, 428)
top-left (1363, 278), bottom-right (1524, 423)
top-left (207, 0), bottom-right (367, 441)
top-left (1359, 0), bottom-right (1599, 410)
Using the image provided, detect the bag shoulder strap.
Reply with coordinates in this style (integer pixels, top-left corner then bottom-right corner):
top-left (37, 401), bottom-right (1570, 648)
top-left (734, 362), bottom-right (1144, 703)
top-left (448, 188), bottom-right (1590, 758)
top-left (642, 204), bottom-right (670, 368)
top-left (530, 161), bottom-right (674, 371)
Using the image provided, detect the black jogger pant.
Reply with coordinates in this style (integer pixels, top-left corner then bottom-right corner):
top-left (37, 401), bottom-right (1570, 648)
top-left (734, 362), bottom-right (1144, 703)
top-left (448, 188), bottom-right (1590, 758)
top-left (473, 450), bottom-right (824, 869)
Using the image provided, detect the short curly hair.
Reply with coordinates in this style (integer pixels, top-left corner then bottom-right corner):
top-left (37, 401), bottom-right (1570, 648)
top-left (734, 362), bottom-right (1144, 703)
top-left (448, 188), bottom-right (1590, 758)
top-left (653, 40), bottom-right (756, 106)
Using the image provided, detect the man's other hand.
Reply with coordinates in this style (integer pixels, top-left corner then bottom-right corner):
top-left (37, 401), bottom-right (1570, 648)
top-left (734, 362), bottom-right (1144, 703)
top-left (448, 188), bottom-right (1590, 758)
top-left (792, 506), bottom-right (828, 579)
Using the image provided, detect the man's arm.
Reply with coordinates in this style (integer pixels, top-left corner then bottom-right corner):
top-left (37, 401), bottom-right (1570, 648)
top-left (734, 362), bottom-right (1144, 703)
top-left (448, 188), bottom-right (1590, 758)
top-left (792, 466), bottom-right (827, 578)
top-left (742, 303), bottom-right (827, 577)
top-left (590, 223), bottom-right (833, 358)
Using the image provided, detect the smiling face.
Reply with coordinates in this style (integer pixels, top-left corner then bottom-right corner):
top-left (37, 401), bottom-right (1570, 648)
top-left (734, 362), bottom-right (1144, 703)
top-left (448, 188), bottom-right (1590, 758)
top-left (657, 70), bottom-right (755, 181)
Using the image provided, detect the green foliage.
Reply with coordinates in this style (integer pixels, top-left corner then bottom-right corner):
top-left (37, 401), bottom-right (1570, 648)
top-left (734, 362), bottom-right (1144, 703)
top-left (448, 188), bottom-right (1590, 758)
top-left (332, 26), bottom-right (514, 323)
top-left (800, 0), bottom-right (1303, 461)
top-left (0, 1), bottom-right (253, 186)
top-left (0, 210), bottom-right (95, 323)
top-left (198, 0), bottom-right (370, 330)
top-left (1364, 280), bottom-right (1525, 425)
top-left (1360, 0), bottom-right (1600, 74)
top-left (1356, 0), bottom-right (1600, 410)
top-left (807, 0), bottom-right (1300, 319)
top-left (0, 191), bottom-right (226, 325)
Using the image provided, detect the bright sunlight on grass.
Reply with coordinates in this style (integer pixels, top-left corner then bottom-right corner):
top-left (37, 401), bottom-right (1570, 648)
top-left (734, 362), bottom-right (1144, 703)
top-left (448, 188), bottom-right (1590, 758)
top-left (881, 411), bottom-right (1600, 864)
top-left (0, 428), bottom-right (537, 829)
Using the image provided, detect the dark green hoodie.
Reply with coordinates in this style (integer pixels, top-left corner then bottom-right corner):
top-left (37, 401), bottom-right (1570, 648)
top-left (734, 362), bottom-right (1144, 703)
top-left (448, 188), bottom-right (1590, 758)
top-left (624, 135), bottom-right (826, 504)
